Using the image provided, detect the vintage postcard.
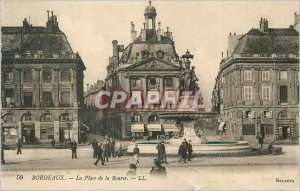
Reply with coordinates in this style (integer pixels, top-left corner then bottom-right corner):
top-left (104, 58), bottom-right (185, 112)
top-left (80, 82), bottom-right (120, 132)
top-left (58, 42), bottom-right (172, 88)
top-left (1, 0), bottom-right (299, 190)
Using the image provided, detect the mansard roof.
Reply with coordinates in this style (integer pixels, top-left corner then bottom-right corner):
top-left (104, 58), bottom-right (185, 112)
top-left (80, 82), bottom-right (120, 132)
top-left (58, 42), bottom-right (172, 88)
top-left (233, 27), bottom-right (299, 54)
top-left (1, 26), bottom-right (73, 53)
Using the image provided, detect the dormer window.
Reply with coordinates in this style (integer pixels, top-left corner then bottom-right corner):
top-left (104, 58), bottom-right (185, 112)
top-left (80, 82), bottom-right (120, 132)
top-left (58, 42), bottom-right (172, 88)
top-left (141, 50), bottom-right (150, 59)
top-left (156, 50), bottom-right (165, 59)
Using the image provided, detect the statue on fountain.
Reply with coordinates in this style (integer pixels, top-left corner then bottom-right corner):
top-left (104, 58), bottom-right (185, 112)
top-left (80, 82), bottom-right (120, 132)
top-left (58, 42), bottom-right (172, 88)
top-left (178, 50), bottom-right (199, 93)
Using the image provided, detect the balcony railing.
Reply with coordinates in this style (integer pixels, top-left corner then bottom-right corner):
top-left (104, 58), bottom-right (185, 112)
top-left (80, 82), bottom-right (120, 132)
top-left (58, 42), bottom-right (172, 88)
top-left (2, 53), bottom-right (78, 59)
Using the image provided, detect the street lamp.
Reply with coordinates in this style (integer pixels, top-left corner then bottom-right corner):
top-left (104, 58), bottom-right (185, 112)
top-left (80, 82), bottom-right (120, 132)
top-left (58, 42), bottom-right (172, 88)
top-left (1, 119), bottom-right (5, 164)
top-left (67, 117), bottom-right (73, 141)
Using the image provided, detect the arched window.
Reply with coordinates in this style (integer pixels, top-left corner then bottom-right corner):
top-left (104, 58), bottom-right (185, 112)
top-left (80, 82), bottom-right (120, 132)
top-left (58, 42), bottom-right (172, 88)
top-left (141, 50), bottom-right (150, 59)
top-left (132, 114), bottom-right (143, 122)
top-left (41, 113), bottom-right (52, 122)
top-left (3, 113), bottom-right (14, 123)
top-left (23, 113), bottom-right (33, 121)
top-left (148, 115), bottom-right (160, 122)
top-left (60, 113), bottom-right (70, 122)
top-left (156, 50), bottom-right (165, 59)
top-left (279, 111), bottom-right (289, 119)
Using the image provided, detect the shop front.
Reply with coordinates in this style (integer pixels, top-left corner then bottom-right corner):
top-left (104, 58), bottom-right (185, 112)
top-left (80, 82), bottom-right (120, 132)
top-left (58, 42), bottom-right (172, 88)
top-left (131, 123), bottom-right (144, 139)
top-left (162, 123), bottom-right (179, 139)
top-left (276, 119), bottom-right (295, 140)
top-left (22, 113), bottom-right (35, 143)
top-left (147, 123), bottom-right (162, 139)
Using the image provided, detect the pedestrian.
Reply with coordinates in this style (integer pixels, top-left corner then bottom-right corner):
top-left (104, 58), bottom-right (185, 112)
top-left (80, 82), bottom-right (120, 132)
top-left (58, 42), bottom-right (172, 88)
top-left (103, 140), bottom-right (109, 162)
top-left (156, 141), bottom-right (163, 163)
top-left (51, 139), bottom-right (55, 147)
top-left (126, 164), bottom-right (137, 177)
top-left (70, 139), bottom-right (77, 159)
top-left (107, 138), bottom-right (112, 158)
top-left (161, 140), bottom-right (168, 164)
top-left (133, 144), bottom-right (140, 165)
top-left (268, 142), bottom-right (274, 152)
top-left (178, 141), bottom-right (187, 163)
top-left (111, 139), bottom-right (115, 158)
top-left (94, 143), bottom-right (104, 166)
top-left (150, 159), bottom-right (166, 177)
top-left (187, 140), bottom-right (193, 161)
top-left (256, 133), bottom-right (264, 149)
top-left (115, 139), bottom-right (121, 157)
top-left (89, 139), bottom-right (98, 159)
top-left (16, 139), bottom-right (22, 154)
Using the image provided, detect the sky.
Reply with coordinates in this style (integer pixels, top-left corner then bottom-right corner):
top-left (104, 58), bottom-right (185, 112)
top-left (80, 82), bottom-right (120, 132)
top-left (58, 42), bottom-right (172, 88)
top-left (1, 0), bottom-right (298, 111)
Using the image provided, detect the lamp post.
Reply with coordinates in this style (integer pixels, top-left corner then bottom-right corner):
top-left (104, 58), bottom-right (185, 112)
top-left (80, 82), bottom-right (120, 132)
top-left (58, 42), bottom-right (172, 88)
top-left (1, 119), bottom-right (5, 164)
top-left (67, 118), bottom-right (73, 141)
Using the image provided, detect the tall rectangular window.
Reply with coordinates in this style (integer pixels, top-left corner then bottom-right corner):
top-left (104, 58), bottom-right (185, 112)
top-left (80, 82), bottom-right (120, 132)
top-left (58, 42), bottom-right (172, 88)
top-left (61, 91), bottom-right (71, 107)
top-left (279, 86), bottom-right (288, 103)
top-left (24, 92), bottom-right (33, 107)
top-left (43, 70), bottom-right (52, 83)
top-left (243, 70), bottom-right (252, 81)
top-left (242, 124), bottom-right (255, 135)
top-left (279, 71), bottom-right (288, 80)
top-left (164, 77), bottom-right (173, 88)
top-left (5, 71), bottom-right (13, 81)
top-left (23, 70), bottom-right (32, 83)
top-left (43, 92), bottom-right (53, 107)
top-left (61, 70), bottom-right (70, 81)
top-left (131, 78), bottom-right (141, 88)
top-left (261, 70), bottom-right (270, 81)
top-left (243, 86), bottom-right (252, 100)
top-left (262, 86), bottom-right (271, 100)
top-left (5, 89), bottom-right (14, 108)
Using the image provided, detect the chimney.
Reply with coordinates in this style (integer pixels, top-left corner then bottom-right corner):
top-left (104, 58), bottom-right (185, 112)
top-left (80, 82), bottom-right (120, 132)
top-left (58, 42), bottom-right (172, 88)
top-left (47, 10), bottom-right (50, 21)
top-left (112, 40), bottom-right (119, 65)
top-left (141, 23), bottom-right (147, 41)
top-left (259, 18), bottom-right (268, 32)
top-left (157, 22), bottom-right (162, 41)
top-left (164, 26), bottom-right (173, 40)
top-left (86, 84), bottom-right (90, 92)
top-left (228, 33), bottom-right (242, 56)
top-left (130, 22), bottom-right (137, 42)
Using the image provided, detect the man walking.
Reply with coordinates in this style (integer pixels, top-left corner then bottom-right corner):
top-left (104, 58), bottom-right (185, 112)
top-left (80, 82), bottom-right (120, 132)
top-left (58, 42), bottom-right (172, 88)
top-left (16, 139), bottom-right (22, 154)
top-left (156, 141), bottom-right (163, 163)
top-left (256, 133), bottom-right (264, 149)
top-left (178, 141), bottom-right (187, 163)
top-left (70, 139), bottom-right (77, 159)
top-left (94, 143), bottom-right (104, 166)
top-left (161, 140), bottom-right (168, 164)
top-left (90, 139), bottom-right (98, 159)
top-left (111, 139), bottom-right (115, 158)
top-left (103, 140), bottom-right (109, 162)
top-left (187, 140), bottom-right (193, 161)
top-left (133, 144), bottom-right (140, 165)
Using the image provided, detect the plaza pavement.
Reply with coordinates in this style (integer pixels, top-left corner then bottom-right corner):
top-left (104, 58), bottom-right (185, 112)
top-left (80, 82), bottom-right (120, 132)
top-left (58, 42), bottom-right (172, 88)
top-left (1, 145), bottom-right (299, 190)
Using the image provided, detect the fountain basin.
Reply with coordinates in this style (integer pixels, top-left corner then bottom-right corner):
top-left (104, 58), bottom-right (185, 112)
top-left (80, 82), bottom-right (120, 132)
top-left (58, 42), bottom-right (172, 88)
top-left (127, 140), bottom-right (251, 155)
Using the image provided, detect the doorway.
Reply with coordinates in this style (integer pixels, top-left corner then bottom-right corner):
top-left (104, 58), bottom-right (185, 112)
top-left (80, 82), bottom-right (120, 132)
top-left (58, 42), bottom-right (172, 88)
top-left (59, 129), bottom-right (64, 144)
top-left (260, 125), bottom-right (265, 139)
top-left (282, 126), bottom-right (290, 139)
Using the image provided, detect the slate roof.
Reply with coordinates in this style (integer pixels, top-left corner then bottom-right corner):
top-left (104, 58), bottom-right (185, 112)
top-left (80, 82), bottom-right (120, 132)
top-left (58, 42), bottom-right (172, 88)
top-left (233, 27), bottom-right (299, 54)
top-left (1, 26), bottom-right (73, 53)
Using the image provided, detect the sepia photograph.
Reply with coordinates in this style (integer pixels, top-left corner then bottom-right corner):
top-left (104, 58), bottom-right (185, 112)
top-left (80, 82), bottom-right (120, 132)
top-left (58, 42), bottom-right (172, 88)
top-left (0, 0), bottom-right (299, 190)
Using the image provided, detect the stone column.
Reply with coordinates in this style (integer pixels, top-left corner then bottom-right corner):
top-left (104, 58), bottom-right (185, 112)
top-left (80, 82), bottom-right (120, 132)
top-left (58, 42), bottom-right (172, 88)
top-left (35, 121), bottom-right (41, 142)
top-left (72, 120), bottom-right (78, 142)
top-left (14, 69), bottom-right (21, 107)
top-left (72, 68), bottom-right (78, 108)
top-left (289, 68), bottom-right (295, 104)
top-left (17, 121), bottom-right (22, 139)
top-left (54, 121), bottom-right (59, 142)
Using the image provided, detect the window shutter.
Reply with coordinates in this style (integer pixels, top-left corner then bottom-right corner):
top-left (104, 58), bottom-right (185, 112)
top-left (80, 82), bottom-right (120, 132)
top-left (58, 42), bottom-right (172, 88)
top-left (242, 111), bottom-right (246, 119)
top-left (269, 111), bottom-right (273, 118)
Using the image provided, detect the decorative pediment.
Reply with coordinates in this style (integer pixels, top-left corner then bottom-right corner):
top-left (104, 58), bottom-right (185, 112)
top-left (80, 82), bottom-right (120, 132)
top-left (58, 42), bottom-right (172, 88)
top-left (125, 57), bottom-right (181, 71)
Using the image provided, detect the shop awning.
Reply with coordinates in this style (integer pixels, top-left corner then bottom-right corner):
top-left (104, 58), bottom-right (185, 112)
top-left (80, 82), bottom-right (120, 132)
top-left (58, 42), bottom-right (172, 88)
top-left (147, 124), bottom-right (162, 132)
top-left (218, 122), bottom-right (225, 131)
top-left (131, 124), bottom-right (144, 132)
top-left (163, 123), bottom-right (178, 132)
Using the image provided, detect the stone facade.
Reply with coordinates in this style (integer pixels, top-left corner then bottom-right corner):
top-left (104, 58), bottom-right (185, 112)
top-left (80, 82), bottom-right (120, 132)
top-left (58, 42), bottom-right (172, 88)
top-left (212, 17), bottom-right (299, 143)
top-left (1, 12), bottom-right (86, 144)
top-left (84, 2), bottom-right (205, 139)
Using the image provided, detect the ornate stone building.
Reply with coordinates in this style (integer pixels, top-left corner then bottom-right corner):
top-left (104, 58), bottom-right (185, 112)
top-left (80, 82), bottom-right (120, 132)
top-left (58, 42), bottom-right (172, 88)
top-left (212, 16), bottom-right (299, 143)
top-left (84, 2), bottom-right (204, 139)
top-left (1, 11), bottom-right (86, 144)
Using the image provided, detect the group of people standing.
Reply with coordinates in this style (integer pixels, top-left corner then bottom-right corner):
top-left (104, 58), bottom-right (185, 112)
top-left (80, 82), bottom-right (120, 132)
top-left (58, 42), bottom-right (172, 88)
top-left (178, 138), bottom-right (193, 163)
top-left (91, 138), bottom-right (122, 166)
